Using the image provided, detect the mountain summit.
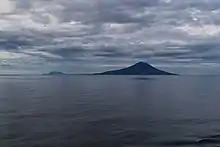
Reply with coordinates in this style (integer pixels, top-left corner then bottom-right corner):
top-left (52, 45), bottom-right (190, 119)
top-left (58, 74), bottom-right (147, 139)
top-left (96, 62), bottom-right (177, 75)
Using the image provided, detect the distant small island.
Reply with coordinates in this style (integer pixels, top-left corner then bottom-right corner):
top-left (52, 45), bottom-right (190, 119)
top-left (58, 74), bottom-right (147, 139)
top-left (95, 62), bottom-right (177, 75)
top-left (43, 71), bottom-right (67, 76)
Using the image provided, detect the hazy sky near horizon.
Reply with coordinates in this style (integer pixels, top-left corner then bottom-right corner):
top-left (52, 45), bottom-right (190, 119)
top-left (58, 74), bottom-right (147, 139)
top-left (0, 0), bottom-right (219, 74)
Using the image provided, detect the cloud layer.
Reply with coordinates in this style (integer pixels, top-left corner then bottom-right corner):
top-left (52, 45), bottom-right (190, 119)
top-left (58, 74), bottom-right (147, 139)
top-left (0, 0), bottom-right (220, 74)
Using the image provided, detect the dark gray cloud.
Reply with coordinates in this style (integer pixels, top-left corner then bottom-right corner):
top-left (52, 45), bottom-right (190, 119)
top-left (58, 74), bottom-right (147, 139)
top-left (0, 0), bottom-right (219, 74)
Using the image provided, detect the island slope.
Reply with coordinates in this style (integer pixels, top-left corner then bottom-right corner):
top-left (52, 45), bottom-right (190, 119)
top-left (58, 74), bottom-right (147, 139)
top-left (95, 62), bottom-right (177, 75)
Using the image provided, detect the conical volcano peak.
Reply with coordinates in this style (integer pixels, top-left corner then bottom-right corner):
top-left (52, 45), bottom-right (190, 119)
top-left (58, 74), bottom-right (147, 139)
top-left (136, 61), bottom-right (146, 64)
top-left (134, 62), bottom-right (151, 66)
top-left (96, 62), bottom-right (177, 75)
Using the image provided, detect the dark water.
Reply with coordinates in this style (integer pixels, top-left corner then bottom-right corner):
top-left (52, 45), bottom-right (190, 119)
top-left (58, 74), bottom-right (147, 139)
top-left (1, 75), bottom-right (220, 147)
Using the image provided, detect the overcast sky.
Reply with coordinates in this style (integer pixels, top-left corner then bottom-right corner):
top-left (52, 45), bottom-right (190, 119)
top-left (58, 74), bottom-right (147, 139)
top-left (0, 0), bottom-right (220, 74)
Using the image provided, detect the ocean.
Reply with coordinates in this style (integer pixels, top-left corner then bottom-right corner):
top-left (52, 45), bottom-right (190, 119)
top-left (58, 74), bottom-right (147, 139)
top-left (1, 75), bottom-right (220, 147)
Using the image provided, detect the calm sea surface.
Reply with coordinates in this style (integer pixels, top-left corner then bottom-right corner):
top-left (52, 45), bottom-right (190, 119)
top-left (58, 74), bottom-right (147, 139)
top-left (1, 75), bottom-right (220, 147)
